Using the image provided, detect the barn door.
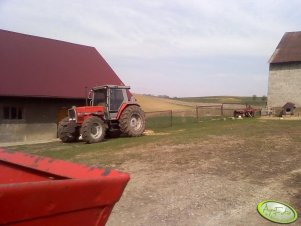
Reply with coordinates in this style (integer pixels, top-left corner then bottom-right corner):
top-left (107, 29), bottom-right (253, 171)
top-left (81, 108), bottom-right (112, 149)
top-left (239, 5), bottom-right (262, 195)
top-left (57, 107), bottom-right (68, 125)
top-left (56, 107), bottom-right (68, 137)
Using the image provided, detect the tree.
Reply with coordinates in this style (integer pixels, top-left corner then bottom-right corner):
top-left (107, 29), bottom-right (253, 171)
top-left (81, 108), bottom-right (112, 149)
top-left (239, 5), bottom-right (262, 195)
top-left (252, 95), bottom-right (257, 101)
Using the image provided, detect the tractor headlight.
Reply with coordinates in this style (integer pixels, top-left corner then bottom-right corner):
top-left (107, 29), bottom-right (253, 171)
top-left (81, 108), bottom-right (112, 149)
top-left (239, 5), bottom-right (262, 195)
top-left (68, 108), bottom-right (76, 121)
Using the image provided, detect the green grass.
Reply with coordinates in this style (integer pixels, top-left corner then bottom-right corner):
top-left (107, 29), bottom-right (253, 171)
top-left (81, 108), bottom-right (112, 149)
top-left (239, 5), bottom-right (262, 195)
top-left (177, 96), bottom-right (267, 106)
top-left (146, 116), bottom-right (172, 129)
top-left (6, 118), bottom-right (301, 166)
top-left (146, 116), bottom-right (199, 130)
top-left (8, 134), bottom-right (160, 160)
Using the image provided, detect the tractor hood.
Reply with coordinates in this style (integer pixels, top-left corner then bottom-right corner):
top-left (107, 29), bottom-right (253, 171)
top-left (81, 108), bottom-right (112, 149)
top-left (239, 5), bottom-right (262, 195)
top-left (72, 106), bottom-right (106, 124)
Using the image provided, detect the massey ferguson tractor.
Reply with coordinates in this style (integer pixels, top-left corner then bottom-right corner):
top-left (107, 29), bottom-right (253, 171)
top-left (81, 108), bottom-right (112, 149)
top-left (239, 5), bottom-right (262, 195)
top-left (58, 85), bottom-right (145, 143)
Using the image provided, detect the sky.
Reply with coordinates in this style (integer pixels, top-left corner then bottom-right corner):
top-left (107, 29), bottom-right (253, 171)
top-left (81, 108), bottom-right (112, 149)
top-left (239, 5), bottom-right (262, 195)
top-left (1, 0), bottom-right (301, 97)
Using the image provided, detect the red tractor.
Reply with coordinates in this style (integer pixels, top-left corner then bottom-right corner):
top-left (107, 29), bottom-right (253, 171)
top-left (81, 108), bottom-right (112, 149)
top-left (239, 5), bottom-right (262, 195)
top-left (58, 85), bottom-right (145, 143)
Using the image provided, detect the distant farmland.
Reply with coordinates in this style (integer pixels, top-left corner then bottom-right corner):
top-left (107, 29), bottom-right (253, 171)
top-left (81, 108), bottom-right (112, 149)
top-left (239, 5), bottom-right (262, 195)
top-left (177, 96), bottom-right (267, 106)
top-left (134, 94), bottom-right (267, 112)
top-left (134, 94), bottom-right (195, 112)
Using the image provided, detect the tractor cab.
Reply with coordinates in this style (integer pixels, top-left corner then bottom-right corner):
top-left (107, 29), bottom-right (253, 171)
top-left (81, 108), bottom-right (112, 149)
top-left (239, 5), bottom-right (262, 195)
top-left (91, 85), bottom-right (134, 120)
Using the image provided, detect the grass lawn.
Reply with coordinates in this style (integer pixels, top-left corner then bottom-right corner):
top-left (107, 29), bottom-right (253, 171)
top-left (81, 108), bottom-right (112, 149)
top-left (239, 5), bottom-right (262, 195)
top-left (7, 118), bottom-right (301, 166)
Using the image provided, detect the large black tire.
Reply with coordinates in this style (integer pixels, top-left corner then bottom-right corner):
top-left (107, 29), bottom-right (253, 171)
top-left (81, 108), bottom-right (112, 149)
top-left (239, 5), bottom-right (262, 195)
top-left (58, 117), bottom-right (80, 143)
top-left (119, 105), bottom-right (145, 136)
top-left (81, 116), bottom-right (106, 144)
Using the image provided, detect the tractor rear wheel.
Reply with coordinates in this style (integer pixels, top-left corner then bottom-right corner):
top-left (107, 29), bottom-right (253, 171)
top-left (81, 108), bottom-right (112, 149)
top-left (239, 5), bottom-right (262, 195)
top-left (58, 117), bottom-right (80, 143)
top-left (81, 116), bottom-right (106, 144)
top-left (119, 105), bottom-right (145, 136)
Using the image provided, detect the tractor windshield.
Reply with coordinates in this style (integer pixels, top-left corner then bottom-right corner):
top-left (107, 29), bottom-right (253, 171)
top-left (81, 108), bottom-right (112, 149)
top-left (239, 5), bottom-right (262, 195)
top-left (93, 89), bottom-right (107, 106)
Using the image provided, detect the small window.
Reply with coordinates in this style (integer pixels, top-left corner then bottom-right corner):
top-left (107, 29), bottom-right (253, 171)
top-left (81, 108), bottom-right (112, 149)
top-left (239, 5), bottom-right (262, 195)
top-left (11, 107), bottom-right (17, 119)
top-left (3, 107), bottom-right (10, 119)
top-left (18, 108), bottom-right (23, 119)
top-left (2, 106), bottom-right (23, 120)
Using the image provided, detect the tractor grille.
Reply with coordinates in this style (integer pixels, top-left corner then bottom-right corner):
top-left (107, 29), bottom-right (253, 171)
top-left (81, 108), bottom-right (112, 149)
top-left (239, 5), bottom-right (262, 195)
top-left (68, 109), bottom-right (76, 120)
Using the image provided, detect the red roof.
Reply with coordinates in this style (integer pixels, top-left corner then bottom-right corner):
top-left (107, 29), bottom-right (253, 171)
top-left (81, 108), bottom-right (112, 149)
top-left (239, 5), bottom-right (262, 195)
top-left (269, 31), bottom-right (301, 64)
top-left (0, 29), bottom-right (124, 99)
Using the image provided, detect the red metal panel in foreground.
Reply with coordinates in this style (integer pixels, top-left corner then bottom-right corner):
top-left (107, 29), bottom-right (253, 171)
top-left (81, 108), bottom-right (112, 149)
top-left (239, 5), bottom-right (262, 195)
top-left (0, 148), bottom-right (130, 226)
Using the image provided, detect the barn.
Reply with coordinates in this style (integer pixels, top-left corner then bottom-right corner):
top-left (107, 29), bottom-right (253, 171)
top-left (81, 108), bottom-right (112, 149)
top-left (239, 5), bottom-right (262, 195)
top-left (0, 29), bottom-right (124, 143)
top-left (267, 31), bottom-right (301, 116)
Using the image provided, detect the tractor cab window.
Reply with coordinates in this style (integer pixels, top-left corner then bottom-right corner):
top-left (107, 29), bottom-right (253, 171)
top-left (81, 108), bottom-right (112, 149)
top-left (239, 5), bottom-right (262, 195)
top-left (109, 89), bottom-right (124, 112)
top-left (93, 89), bottom-right (107, 106)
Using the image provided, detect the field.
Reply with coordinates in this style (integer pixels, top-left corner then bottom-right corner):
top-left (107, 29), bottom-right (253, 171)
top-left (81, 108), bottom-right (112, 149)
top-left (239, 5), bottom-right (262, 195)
top-left (134, 94), bottom-right (196, 112)
top-left (177, 96), bottom-right (267, 106)
top-left (135, 95), bottom-right (267, 112)
top-left (6, 118), bottom-right (301, 226)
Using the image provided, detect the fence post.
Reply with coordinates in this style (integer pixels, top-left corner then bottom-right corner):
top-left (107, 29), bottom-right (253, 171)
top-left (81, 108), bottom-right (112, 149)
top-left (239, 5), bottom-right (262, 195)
top-left (170, 110), bottom-right (173, 127)
top-left (221, 104), bottom-right (224, 117)
top-left (196, 106), bottom-right (199, 121)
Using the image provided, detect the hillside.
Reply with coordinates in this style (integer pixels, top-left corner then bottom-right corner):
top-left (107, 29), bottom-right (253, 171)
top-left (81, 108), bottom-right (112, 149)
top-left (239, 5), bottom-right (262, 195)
top-left (134, 95), bottom-right (267, 112)
top-left (134, 94), bottom-right (195, 112)
top-left (177, 96), bottom-right (267, 106)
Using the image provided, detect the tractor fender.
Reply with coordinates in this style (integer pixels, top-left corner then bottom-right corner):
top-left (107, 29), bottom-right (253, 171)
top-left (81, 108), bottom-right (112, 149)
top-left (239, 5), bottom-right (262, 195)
top-left (81, 112), bottom-right (105, 123)
top-left (116, 103), bottom-right (141, 120)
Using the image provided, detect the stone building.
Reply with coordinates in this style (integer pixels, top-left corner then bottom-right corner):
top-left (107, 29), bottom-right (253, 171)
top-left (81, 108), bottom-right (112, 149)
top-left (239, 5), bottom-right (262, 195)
top-left (0, 29), bottom-right (124, 143)
top-left (267, 31), bottom-right (301, 115)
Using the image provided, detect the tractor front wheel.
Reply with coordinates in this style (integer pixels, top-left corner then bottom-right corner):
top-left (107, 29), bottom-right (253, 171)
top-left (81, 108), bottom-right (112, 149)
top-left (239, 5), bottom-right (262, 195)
top-left (81, 116), bottom-right (106, 144)
top-left (58, 117), bottom-right (80, 143)
top-left (119, 105), bottom-right (145, 136)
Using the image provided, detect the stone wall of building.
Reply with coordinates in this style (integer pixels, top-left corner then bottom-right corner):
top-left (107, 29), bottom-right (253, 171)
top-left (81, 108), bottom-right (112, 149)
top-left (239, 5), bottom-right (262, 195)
top-left (267, 62), bottom-right (301, 108)
top-left (0, 97), bottom-right (84, 143)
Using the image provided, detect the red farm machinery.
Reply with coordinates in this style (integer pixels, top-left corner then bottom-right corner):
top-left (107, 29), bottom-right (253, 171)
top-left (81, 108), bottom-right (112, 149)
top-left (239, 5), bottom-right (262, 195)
top-left (233, 105), bottom-right (256, 118)
top-left (58, 85), bottom-right (145, 143)
top-left (0, 148), bottom-right (130, 226)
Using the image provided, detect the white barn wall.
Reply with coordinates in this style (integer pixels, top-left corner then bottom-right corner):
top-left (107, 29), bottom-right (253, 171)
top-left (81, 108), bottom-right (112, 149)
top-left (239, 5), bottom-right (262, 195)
top-left (267, 62), bottom-right (301, 108)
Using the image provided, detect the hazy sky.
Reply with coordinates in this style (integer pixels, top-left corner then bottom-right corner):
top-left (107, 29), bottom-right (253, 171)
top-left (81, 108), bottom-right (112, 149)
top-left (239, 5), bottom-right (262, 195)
top-left (1, 0), bottom-right (300, 97)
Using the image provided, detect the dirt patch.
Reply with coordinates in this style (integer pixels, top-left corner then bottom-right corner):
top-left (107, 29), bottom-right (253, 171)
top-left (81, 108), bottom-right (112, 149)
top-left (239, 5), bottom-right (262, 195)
top-left (107, 135), bottom-right (301, 226)
top-left (260, 116), bottom-right (301, 120)
top-left (143, 130), bottom-right (170, 136)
